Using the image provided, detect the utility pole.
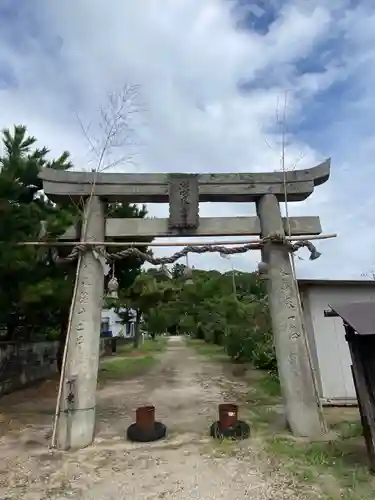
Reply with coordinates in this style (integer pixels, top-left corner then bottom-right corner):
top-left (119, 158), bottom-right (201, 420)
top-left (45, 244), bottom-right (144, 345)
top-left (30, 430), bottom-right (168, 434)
top-left (220, 253), bottom-right (237, 299)
top-left (230, 259), bottom-right (237, 299)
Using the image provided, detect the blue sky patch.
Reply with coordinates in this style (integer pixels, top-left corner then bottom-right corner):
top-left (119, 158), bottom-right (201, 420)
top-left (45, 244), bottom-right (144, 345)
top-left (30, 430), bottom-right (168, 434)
top-left (0, 0), bottom-right (375, 277)
top-left (232, 0), bottom-right (278, 34)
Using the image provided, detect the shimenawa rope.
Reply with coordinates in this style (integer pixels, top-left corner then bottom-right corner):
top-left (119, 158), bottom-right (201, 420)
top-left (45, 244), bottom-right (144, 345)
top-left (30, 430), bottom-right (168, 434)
top-left (46, 235), bottom-right (321, 266)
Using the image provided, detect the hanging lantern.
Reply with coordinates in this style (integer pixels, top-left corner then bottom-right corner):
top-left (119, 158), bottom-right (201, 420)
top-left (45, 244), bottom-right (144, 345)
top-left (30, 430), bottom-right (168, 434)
top-left (107, 276), bottom-right (119, 299)
top-left (183, 263), bottom-right (194, 286)
top-left (183, 266), bottom-right (192, 277)
top-left (257, 261), bottom-right (269, 275)
top-left (257, 261), bottom-right (270, 280)
top-left (309, 248), bottom-right (322, 261)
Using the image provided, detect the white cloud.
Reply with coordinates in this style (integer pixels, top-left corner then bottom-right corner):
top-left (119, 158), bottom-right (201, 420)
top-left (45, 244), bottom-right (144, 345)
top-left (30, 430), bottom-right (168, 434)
top-left (1, 0), bottom-right (375, 278)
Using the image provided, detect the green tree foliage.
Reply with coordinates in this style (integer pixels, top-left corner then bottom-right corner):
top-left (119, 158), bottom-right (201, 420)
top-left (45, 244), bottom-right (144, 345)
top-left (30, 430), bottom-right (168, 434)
top-left (171, 263), bottom-right (186, 279)
top-left (0, 125), bottom-right (76, 340)
top-left (182, 270), bottom-right (276, 371)
top-left (105, 202), bottom-right (149, 291)
top-left (0, 125), bottom-right (148, 344)
top-left (112, 264), bottom-right (276, 371)
top-left (122, 270), bottom-right (177, 346)
top-left (175, 269), bottom-right (276, 371)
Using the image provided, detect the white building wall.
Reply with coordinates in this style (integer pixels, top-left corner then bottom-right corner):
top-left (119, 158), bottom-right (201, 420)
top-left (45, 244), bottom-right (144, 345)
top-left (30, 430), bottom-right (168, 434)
top-left (101, 308), bottom-right (136, 338)
top-left (300, 283), bottom-right (375, 405)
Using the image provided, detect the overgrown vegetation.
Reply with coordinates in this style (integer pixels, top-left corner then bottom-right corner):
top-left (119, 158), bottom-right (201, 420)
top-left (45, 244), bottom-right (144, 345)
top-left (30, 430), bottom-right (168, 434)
top-left (108, 264), bottom-right (277, 370)
top-left (267, 435), bottom-right (373, 499)
top-left (0, 125), bottom-right (148, 350)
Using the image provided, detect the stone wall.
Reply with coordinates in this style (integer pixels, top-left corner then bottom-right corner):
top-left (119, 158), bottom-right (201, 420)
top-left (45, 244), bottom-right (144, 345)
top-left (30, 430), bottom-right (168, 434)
top-left (0, 338), bottom-right (115, 397)
top-left (0, 341), bottom-right (59, 397)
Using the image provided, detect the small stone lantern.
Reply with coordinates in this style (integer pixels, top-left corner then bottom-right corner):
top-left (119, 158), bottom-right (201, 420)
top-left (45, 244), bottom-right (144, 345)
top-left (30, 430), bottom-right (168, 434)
top-left (107, 276), bottom-right (119, 299)
top-left (184, 265), bottom-right (194, 286)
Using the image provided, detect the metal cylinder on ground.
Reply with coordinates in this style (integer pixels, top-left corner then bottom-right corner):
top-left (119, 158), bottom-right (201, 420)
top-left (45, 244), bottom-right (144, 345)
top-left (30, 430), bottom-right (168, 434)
top-left (218, 403), bottom-right (238, 430)
top-left (126, 405), bottom-right (167, 443)
top-left (136, 405), bottom-right (155, 432)
top-left (210, 403), bottom-right (250, 440)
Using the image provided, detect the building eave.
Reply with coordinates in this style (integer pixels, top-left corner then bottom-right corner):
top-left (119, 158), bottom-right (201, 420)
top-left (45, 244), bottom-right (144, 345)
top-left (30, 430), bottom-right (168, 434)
top-left (298, 279), bottom-right (375, 288)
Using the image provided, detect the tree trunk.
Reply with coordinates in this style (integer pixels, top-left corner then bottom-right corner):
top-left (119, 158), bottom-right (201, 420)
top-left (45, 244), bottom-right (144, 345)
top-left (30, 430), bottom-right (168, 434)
top-left (111, 336), bottom-right (117, 354)
top-left (133, 309), bottom-right (142, 348)
top-left (5, 313), bottom-right (17, 341)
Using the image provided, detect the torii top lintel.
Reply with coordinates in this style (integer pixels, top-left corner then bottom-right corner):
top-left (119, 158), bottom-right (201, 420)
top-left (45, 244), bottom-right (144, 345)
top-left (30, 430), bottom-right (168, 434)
top-left (39, 158), bottom-right (330, 204)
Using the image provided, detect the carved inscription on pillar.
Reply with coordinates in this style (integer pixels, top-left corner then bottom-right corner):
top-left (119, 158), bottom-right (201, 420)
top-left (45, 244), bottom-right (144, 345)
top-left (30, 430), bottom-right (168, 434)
top-left (279, 267), bottom-right (300, 340)
top-left (278, 265), bottom-right (301, 376)
top-left (168, 174), bottom-right (199, 229)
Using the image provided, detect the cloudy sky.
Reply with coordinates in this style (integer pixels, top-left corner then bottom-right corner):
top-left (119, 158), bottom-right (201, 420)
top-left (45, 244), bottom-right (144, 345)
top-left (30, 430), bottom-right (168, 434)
top-left (0, 0), bottom-right (374, 278)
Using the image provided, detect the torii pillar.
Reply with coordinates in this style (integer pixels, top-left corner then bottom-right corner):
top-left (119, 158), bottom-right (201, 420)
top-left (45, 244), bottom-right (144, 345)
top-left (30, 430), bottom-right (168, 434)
top-left (56, 195), bottom-right (105, 450)
top-left (257, 194), bottom-right (325, 438)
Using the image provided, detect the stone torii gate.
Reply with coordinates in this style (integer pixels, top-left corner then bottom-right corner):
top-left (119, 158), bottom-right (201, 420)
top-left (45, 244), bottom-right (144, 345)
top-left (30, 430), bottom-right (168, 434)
top-left (39, 159), bottom-right (330, 450)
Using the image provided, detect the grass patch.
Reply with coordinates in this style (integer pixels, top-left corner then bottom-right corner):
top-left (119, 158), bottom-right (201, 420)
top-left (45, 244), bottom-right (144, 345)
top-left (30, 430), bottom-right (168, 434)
top-left (255, 372), bottom-right (281, 398)
top-left (185, 338), bottom-right (227, 360)
top-left (118, 337), bottom-right (168, 356)
top-left (246, 373), bottom-right (373, 497)
top-left (98, 355), bottom-right (155, 382)
top-left (333, 420), bottom-right (363, 440)
top-left (234, 370), bottom-right (373, 498)
top-left (246, 371), bottom-right (281, 406)
top-left (98, 337), bottom-right (167, 383)
top-left (266, 435), bottom-right (373, 499)
top-left (242, 371), bottom-right (283, 433)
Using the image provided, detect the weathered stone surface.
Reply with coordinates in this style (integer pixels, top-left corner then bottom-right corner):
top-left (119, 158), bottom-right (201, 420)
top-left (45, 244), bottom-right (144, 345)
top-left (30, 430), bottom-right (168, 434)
top-left (57, 195), bottom-right (105, 450)
top-left (0, 341), bottom-right (59, 397)
top-left (168, 174), bottom-right (199, 229)
top-left (40, 159), bottom-right (330, 186)
top-left (39, 159), bottom-right (330, 203)
top-left (257, 194), bottom-right (324, 438)
top-left (61, 216), bottom-right (322, 240)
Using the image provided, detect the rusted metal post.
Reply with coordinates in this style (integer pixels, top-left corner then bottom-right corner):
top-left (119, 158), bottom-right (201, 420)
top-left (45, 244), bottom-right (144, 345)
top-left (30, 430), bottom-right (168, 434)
top-left (218, 404), bottom-right (238, 430)
top-left (127, 405), bottom-right (167, 442)
top-left (210, 403), bottom-right (250, 440)
top-left (136, 406), bottom-right (156, 432)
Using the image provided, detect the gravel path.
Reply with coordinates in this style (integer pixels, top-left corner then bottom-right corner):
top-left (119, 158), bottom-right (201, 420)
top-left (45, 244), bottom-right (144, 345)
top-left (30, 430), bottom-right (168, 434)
top-left (0, 337), bottom-right (309, 499)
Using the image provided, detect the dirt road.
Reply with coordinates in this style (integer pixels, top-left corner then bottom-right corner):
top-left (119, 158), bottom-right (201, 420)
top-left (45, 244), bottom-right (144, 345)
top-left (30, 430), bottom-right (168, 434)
top-left (0, 337), bottom-right (305, 499)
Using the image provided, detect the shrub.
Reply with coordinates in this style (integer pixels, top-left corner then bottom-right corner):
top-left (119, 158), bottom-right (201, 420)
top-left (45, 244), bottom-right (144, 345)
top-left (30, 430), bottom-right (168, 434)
top-left (250, 329), bottom-right (277, 371)
top-left (223, 300), bottom-right (277, 371)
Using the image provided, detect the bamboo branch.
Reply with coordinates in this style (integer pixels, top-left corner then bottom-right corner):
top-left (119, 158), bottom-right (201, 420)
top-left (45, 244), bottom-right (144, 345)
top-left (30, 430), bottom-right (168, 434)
top-left (12, 233), bottom-right (337, 248)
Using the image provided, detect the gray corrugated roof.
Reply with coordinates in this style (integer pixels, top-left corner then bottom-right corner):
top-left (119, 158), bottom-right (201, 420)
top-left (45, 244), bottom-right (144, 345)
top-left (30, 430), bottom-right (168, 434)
top-left (329, 302), bottom-right (375, 335)
top-left (298, 279), bottom-right (375, 287)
